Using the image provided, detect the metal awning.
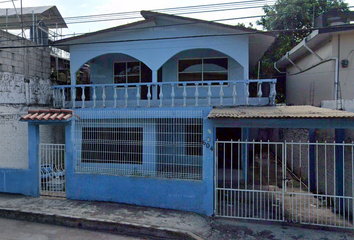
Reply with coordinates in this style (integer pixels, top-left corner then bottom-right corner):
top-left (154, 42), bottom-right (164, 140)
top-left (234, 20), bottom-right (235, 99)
top-left (208, 106), bottom-right (354, 119)
top-left (0, 6), bottom-right (67, 30)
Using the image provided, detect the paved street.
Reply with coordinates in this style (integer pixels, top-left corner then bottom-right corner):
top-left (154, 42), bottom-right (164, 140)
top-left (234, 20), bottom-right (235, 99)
top-left (0, 217), bottom-right (144, 240)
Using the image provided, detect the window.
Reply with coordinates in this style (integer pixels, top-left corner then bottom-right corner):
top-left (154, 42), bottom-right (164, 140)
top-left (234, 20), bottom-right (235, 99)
top-left (178, 58), bottom-right (228, 83)
top-left (113, 61), bottom-right (152, 99)
top-left (113, 61), bottom-right (152, 84)
top-left (75, 109), bottom-right (204, 180)
top-left (185, 123), bottom-right (203, 156)
top-left (114, 62), bottom-right (140, 84)
top-left (81, 127), bottom-right (143, 164)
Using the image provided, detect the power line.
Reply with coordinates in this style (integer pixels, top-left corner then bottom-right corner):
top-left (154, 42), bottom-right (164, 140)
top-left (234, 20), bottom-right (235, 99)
top-left (0, 0), bottom-right (274, 29)
top-left (1, 23), bottom-right (354, 50)
top-left (0, 1), bottom-right (352, 41)
top-left (62, 0), bottom-right (274, 21)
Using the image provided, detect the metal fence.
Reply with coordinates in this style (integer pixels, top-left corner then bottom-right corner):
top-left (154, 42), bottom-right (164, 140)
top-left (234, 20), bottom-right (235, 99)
top-left (285, 141), bottom-right (353, 228)
top-left (74, 109), bottom-right (204, 180)
top-left (215, 140), bottom-right (284, 221)
top-left (39, 143), bottom-right (66, 198)
top-left (215, 140), bottom-right (354, 229)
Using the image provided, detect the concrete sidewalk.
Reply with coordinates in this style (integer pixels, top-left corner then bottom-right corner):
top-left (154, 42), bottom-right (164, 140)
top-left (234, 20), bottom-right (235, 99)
top-left (0, 193), bottom-right (353, 240)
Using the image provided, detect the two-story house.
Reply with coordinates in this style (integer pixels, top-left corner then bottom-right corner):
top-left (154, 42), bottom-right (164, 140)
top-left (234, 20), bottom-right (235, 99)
top-left (14, 11), bottom-right (354, 229)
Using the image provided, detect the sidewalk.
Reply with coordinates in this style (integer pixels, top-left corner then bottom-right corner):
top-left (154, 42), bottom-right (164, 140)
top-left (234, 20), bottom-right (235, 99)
top-left (0, 193), bottom-right (353, 240)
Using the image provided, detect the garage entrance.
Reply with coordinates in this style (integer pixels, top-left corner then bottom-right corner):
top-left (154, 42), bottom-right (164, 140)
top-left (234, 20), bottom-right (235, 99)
top-left (214, 139), bottom-right (354, 229)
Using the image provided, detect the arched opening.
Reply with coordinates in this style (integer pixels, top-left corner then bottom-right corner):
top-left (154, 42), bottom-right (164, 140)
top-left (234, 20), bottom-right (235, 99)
top-left (159, 48), bottom-right (244, 84)
top-left (77, 53), bottom-right (154, 100)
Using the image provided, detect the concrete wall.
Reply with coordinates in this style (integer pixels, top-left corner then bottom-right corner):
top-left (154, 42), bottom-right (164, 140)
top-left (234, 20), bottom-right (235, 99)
top-left (0, 30), bottom-right (50, 79)
top-left (286, 36), bottom-right (335, 106)
top-left (0, 107), bottom-right (28, 169)
top-left (286, 30), bottom-right (354, 106)
top-left (0, 30), bottom-right (62, 196)
top-left (0, 72), bottom-right (52, 105)
top-left (270, 127), bottom-right (352, 203)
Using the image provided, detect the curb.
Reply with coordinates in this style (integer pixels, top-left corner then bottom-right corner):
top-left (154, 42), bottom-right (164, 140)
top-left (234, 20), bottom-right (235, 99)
top-left (0, 208), bottom-right (204, 240)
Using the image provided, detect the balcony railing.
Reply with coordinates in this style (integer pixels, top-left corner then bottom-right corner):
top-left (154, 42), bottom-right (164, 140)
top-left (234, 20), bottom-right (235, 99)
top-left (52, 79), bottom-right (277, 109)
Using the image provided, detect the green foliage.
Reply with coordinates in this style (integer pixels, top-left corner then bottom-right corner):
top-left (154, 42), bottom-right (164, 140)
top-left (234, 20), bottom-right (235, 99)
top-left (259, 0), bottom-right (348, 31)
top-left (235, 22), bottom-right (255, 29)
top-left (257, 0), bottom-right (349, 77)
top-left (258, 0), bottom-right (349, 46)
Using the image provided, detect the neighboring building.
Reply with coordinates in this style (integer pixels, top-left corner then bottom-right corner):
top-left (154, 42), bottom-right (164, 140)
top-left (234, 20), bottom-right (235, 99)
top-left (274, 12), bottom-right (354, 228)
top-left (3, 11), bottom-right (354, 230)
top-left (0, 6), bottom-right (67, 180)
top-left (275, 12), bottom-right (354, 110)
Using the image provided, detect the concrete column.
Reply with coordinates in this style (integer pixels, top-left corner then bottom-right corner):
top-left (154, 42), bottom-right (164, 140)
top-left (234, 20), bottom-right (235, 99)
top-left (203, 116), bottom-right (214, 216)
top-left (28, 123), bottom-right (40, 197)
top-left (152, 70), bottom-right (158, 101)
top-left (64, 122), bottom-right (73, 199)
top-left (71, 69), bottom-right (77, 85)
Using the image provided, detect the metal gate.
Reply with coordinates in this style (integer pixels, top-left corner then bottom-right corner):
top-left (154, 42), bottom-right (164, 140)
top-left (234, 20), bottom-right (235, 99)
top-left (215, 140), bottom-right (354, 229)
top-left (39, 143), bottom-right (66, 198)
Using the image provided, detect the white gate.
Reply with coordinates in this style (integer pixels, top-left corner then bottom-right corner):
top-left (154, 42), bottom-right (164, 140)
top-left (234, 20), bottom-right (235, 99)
top-left (39, 143), bottom-right (66, 198)
top-left (215, 140), bottom-right (354, 229)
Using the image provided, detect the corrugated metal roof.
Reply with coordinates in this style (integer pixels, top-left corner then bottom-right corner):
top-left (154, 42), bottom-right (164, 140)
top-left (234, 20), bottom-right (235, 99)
top-left (0, 6), bottom-right (67, 29)
top-left (20, 109), bottom-right (73, 121)
top-left (208, 106), bottom-right (354, 119)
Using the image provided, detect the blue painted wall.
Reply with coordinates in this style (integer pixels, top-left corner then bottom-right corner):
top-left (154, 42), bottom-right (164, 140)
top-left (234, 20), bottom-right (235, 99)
top-left (65, 107), bottom-right (214, 216)
top-left (69, 17), bottom-right (249, 84)
top-left (0, 124), bottom-right (39, 197)
top-left (89, 48), bottom-right (246, 101)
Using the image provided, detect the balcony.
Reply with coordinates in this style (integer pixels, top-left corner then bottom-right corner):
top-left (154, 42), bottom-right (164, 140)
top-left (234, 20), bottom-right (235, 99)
top-left (52, 79), bottom-right (277, 109)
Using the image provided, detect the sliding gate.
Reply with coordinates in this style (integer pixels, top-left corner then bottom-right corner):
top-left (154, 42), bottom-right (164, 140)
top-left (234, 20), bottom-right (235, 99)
top-left (215, 140), bottom-right (354, 229)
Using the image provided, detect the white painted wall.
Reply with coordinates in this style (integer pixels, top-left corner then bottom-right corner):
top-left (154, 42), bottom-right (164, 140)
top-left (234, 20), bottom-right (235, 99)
top-left (286, 30), bottom-right (354, 106)
top-left (0, 107), bottom-right (29, 169)
top-left (0, 72), bottom-right (64, 169)
top-left (0, 72), bottom-right (52, 105)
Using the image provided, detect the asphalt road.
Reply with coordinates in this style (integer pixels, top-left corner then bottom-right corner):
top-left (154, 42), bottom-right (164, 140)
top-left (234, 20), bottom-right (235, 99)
top-left (0, 217), bottom-right (144, 240)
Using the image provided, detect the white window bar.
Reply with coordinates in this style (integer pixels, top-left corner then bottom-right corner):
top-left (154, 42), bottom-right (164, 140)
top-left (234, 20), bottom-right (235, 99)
top-left (74, 109), bottom-right (203, 181)
top-left (215, 140), bottom-right (354, 229)
top-left (39, 143), bottom-right (66, 198)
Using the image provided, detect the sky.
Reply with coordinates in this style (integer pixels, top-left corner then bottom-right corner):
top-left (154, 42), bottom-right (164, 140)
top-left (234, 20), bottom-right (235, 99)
top-left (1, 0), bottom-right (354, 39)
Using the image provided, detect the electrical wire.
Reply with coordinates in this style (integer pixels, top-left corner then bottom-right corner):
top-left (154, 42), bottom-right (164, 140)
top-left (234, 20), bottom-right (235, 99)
top-left (1, 22), bottom-right (354, 51)
top-left (2, 3), bottom-right (354, 43)
top-left (0, 1), bottom-right (352, 45)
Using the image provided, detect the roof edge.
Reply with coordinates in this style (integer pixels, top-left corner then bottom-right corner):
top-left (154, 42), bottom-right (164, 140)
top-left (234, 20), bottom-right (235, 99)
top-left (276, 24), bottom-right (354, 69)
top-left (140, 10), bottom-right (276, 37)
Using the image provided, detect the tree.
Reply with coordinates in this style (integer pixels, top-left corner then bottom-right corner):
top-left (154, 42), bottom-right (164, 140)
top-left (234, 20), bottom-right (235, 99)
top-left (255, 0), bottom-right (349, 102)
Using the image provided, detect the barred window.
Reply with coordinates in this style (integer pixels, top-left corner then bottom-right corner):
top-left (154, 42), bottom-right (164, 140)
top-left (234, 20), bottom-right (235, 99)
top-left (81, 127), bottom-right (143, 164)
top-left (74, 109), bottom-right (204, 180)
